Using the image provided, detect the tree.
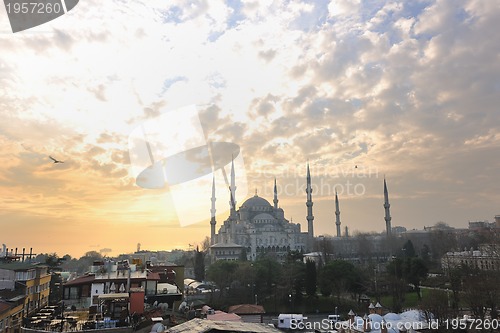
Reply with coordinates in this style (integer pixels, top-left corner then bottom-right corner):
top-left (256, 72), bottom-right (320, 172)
top-left (420, 244), bottom-right (431, 263)
top-left (201, 236), bottom-right (211, 252)
top-left (320, 260), bottom-right (364, 302)
top-left (286, 250), bottom-right (303, 262)
top-left (254, 257), bottom-right (283, 295)
top-left (462, 268), bottom-right (500, 320)
top-left (421, 289), bottom-right (450, 321)
top-left (207, 260), bottom-right (239, 299)
top-left (84, 251), bottom-right (102, 259)
top-left (448, 267), bottom-right (463, 312)
top-left (305, 260), bottom-right (317, 297)
top-left (315, 237), bottom-right (333, 266)
top-left (402, 240), bottom-right (416, 258)
top-left (357, 234), bottom-right (374, 263)
top-left (387, 258), bottom-right (405, 312)
top-left (194, 246), bottom-right (205, 281)
top-left (405, 257), bottom-right (428, 300)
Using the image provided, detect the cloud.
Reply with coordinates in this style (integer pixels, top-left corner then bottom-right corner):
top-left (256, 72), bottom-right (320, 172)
top-left (1, 0), bottom-right (499, 256)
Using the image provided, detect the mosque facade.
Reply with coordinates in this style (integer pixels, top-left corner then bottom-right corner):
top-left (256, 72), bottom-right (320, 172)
top-left (209, 161), bottom-right (394, 261)
top-left (209, 162), bottom-right (315, 261)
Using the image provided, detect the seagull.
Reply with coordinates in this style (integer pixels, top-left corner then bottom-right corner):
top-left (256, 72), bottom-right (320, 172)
top-left (49, 156), bottom-right (64, 164)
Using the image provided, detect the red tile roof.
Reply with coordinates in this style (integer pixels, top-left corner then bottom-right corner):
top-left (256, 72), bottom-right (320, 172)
top-left (228, 304), bottom-right (266, 314)
top-left (0, 301), bottom-right (13, 315)
top-left (64, 274), bottom-right (95, 286)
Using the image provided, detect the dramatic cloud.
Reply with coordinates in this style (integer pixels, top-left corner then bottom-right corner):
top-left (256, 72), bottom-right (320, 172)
top-left (0, 0), bottom-right (498, 256)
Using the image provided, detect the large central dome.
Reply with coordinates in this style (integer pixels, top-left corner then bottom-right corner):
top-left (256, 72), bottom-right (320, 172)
top-left (241, 195), bottom-right (272, 209)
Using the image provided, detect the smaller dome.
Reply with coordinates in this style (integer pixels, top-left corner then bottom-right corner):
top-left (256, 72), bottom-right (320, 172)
top-left (384, 313), bottom-right (401, 321)
top-left (368, 314), bottom-right (383, 323)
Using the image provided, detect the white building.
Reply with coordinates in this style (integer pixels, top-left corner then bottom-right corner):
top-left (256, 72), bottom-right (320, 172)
top-left (442, 244), bottom-right (500, 272)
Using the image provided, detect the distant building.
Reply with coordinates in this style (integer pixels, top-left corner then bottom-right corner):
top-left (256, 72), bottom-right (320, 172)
top-left (227, 304), bottom-right (265, 323)
top-left (63, 260), bottom-right (183, 310)
top-left (210, 243), bottom-right (243, 261)
top-left (0, 262), bottom-right (51, 316)
top-left (442, 244), bottom-right (500, 272)
top-left (468, 220), bottom-right (496, 230)
top-left (0, 294), bottom-right (25, 333)
top-left (391, 226), bottom-right (407, 234)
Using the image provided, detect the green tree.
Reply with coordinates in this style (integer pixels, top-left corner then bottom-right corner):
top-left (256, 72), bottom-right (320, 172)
top-left (305, 260), bottom-right (317, 297)
top-left (420, 244), bottom-right (431, 264)
top-left (402, 240), bottom-right (416, 258)
top-left (194, 246), bottom-right (205, 281)
top-left (254, 257), bottom-right (283, 295)
top-left (286, 250), bottom-right (303, 262)
top-left (319, 260), bottom-right (364, 302)
top-left (387, 258), bottom-right (405, 312)
top-left (206, 260), bottom-right (239, 299)
top-left (405, 257), bottom-right (428, 300)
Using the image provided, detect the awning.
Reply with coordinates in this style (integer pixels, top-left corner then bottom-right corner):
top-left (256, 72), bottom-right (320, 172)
top-left (97, 293), bottom-right (129, 300)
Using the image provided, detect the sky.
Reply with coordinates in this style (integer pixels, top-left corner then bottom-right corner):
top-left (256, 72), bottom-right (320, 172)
top-left (0, 0), bottom-right (499, 258)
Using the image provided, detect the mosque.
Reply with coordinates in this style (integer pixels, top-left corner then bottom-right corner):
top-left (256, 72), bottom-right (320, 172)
top-left (209, 161), bottom-right (393, 261)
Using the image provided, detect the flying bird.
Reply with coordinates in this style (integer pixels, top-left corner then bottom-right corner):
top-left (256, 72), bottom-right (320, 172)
top-left (49, 156), bottom-right (64, 164)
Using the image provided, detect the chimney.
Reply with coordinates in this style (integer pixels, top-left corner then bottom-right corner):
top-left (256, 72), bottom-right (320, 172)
top-left (348, 309), bottom-right (355, 326)
top-left (375, 302), bottom-right (383, 315)
top-left (381, 319), bottom-right (388, 333)
top-left (368, 303), bottom-right (375, 314)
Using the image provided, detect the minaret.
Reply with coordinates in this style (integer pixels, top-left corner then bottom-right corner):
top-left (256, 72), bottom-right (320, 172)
top-left (335, 189), bottom-right (341, 237)
top-left (273, 178), bottom-right (278, 209)
top-left (229, 156), bottom-right (237, 217)
top-left (384, 177), bottom-right (392, 237)
top-left (306, 162), bottom-right (314, 249)
top-left (210, 176), bottom-right (217, 245)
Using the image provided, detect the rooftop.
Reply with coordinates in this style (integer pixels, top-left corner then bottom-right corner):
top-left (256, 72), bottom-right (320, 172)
top-left (0, 262), bottom-right (45, 271)
top-left (165, 318), bottom-right (281, 333)
top-left (210, 242), bottom-right (243, 249)
top-left (227, 304), bottom-right (266, 314)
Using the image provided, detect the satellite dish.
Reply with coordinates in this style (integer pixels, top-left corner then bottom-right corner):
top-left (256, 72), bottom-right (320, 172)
top-left (178, 301), bottom-right (187, 311)
top-left (150, 323), bottom-right (165, 333)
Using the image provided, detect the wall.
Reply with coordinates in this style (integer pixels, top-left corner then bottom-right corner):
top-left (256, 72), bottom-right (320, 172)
top-left (22, 327), bottom-right (133, 333)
